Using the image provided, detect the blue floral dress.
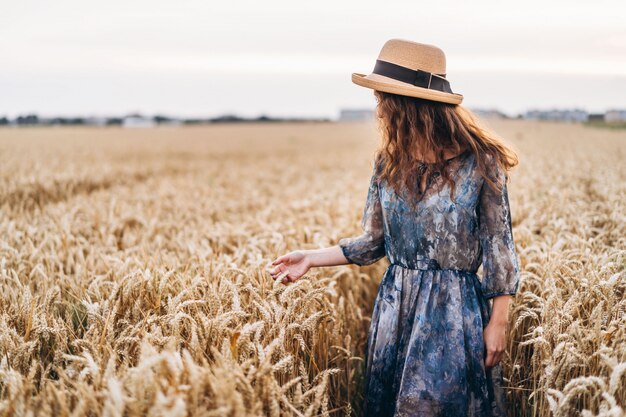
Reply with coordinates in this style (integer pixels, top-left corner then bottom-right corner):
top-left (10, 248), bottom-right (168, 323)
top-left (338, 151), bottom-right (521, 417)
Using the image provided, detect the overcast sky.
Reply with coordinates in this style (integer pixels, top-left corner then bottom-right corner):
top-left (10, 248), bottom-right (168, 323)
top-left (2, 0), bottom-right (625, 119)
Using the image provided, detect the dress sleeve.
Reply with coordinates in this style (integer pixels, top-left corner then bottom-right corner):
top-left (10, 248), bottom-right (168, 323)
top-left (338, 159), bottom-right (386, 266)
top-left (477, 158), bottom-right (521, 299)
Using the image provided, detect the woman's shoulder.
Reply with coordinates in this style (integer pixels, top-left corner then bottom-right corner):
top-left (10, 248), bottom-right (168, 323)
top-left (471, 152), bottom-right (510, 195)
top-left (372, 152), bottom-right (385, 177)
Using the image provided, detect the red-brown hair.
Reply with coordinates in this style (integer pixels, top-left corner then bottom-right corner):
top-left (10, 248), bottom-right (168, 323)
top-left (373, 90), bottom-right (519, 208)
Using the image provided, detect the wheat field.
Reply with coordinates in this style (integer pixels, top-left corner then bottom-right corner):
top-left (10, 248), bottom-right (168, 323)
top-left (0, 119), bottom-right (624, 417)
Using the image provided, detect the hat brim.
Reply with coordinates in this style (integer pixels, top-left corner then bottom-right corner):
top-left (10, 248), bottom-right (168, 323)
top-left (352, 72), bottom-right (463, 105)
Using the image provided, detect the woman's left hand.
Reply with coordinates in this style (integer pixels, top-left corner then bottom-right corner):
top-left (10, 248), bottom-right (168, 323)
top-left (483, 320), bottom-right (507, 368)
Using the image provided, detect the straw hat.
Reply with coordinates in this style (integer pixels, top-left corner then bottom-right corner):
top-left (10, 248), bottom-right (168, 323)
top-left (352, 39), bottom-right (463, 104)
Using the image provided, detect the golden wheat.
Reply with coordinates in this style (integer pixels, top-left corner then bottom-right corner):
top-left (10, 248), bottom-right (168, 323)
top-left (0, 120), bottom-right (624, 416)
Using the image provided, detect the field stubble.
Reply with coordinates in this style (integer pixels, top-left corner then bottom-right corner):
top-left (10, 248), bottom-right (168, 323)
top-left (0, 120), bottom-right (624, 417)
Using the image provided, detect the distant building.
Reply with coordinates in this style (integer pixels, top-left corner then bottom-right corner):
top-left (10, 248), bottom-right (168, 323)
top-left (338, 108), bottom-right (375, 122)
top-left (524, 109), bottom-right (588, 122)
top-left (605, 110), bottom-right (626, 123)
top-left (84, 117), bottom-right (108, 126)
top-left (122, 114), bottom-right (155, 128)
top-left (470, 108), bottom-right (508, 119)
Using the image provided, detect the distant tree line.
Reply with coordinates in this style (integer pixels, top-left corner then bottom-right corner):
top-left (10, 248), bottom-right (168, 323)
top-left (3, 108), bottom-right (624, 127)
top-left (0, 113), bottom-right (331, 127)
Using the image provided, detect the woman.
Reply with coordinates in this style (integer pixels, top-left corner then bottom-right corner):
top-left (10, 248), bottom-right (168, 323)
top-left (268, 39), bottom-right (521, 417)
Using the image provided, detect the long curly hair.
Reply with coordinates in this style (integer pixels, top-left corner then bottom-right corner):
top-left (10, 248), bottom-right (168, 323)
top-left (372, 90), bottom-right (519, 209)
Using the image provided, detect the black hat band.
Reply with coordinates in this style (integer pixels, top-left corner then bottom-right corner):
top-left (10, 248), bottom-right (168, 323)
top-left (372, 59), bottom-right (454, 94)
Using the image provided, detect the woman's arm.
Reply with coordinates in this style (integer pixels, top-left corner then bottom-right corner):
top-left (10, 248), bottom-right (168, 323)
top-left (483, 294), bottom-right (513, 368)
top-left (267, 245), bottom-right (351, 284)
top-left (477, 155), bottom-right (521, 368)
top-left (489, 295), bottom-right (513, 327)
top-left (306, 245), bottom-right (352, 267)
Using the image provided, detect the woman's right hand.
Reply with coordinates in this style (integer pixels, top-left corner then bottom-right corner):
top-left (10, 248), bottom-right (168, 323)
top-left (267, 251), bottom-right (311, 284)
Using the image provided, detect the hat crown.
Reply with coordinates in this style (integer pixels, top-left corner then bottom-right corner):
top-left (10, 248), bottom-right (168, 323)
top-left (377, 39), bottom-right (447, 76)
